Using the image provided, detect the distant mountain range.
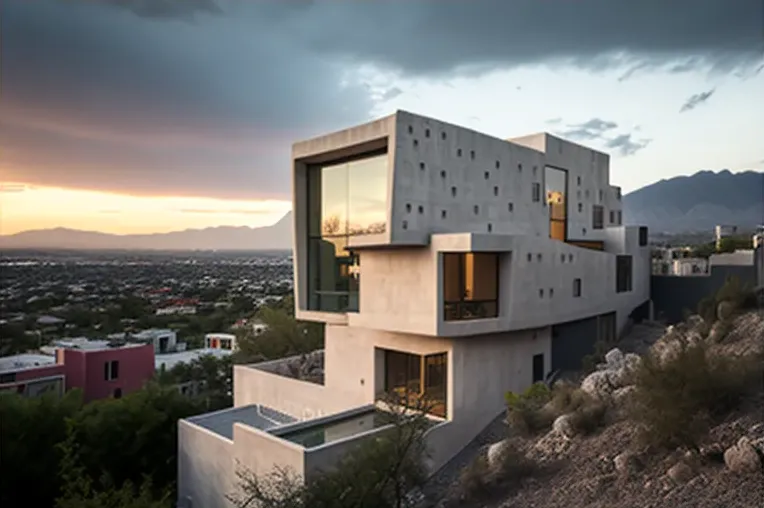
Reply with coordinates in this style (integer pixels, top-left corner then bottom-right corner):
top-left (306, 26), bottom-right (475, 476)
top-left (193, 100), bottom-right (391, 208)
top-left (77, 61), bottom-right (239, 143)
top-left (0, 212), bottom-right (293, 251)
top-left (1, 170), bottom-right (761, 250)
top-left (622, 170), bottom-right (763, 234)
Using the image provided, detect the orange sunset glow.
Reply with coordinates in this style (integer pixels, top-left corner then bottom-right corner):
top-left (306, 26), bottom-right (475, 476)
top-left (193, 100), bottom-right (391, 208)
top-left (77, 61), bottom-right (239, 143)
top-left (0, 184), bottom-right (291, 235)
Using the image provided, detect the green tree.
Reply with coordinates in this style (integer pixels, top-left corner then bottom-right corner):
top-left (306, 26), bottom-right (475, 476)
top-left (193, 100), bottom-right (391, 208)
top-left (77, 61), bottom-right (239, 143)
top-left (58, 384), bottom-right (204, 501)
top-left (0, 390), bottom-right (83, 507)
top-left (234, 306), bottom-right (323, 364)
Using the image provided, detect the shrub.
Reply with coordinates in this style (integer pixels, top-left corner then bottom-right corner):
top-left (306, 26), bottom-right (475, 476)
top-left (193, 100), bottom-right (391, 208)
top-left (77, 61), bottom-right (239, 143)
top-left (505, 383), bottom-right (553, 435)
top-left (457, 441), bottom-right (535, 503)
top-left (629, 342), bottom-right (760, 449)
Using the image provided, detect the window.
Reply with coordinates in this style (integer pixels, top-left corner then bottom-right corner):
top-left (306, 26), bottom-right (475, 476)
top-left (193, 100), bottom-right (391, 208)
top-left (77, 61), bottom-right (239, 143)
top-left (0, 372), bottom-right (16, 384)
top-left (532, 354), bottom-right (545, 383)
top-left (617, 210), bottom-right (622, 225)
top-left (616, 255), bottom-right (633, 293)
top-left (104, 360), bottom-right (119, 381)
top-left (384, 350), bottom-right (447, 418)
top-left (531, 182), bottom-right (541, 202)
top-left (546, 166), bottom-right (567, 241)
top-left (443, 253), bottom-right (499, 321)
top-left (573, 278), bottom-right (582, 297)
top-left (306, 151), bottom-right (387, 312)
top-left (609, 210), bottom-right (615, 224)
top-left (639, 226), bottom-right (648, 246)
top-left (592, 205), bottom-right (604, 229)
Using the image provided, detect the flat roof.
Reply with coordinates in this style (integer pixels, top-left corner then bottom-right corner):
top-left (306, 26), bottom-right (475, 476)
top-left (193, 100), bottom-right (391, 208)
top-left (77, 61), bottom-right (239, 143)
top-left (188, 404), bottom-right (296, 440)
top-left (155, 348), bottom-right (232, 371)
top-left (0, 354), bottom-right (56, 374)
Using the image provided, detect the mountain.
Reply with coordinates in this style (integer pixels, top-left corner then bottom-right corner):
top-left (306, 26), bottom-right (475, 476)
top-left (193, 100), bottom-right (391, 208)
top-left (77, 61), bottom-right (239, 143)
top-left (0, 212), bottom-right (293, 251)
top-left (623, 170), bottom-right (763, 234)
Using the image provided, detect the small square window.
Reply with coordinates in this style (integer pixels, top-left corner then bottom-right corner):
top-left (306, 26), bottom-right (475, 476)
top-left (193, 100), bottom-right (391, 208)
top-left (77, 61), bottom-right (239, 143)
top-left (609, 210), bottom-right (615, 224)
top-left (487, 223), bottom-right (493, 232)
top-left (419, 162), bottom-right (425, 170)
top-left (539, 288), bottom-right (544, 298)
top-left (470, 150), bottom-right (475, 160)
top-left (425, 128), bottom-right (431, 138)
top-left (484, 171), bottom-right (490, 180)
top-left (473, 205), bottom-right (480, 215)
top-left (518, 163), bottom-right (523, 172)
top-left (418, 205), bottom-right (424, 214)
top-left (441, 131), bottom-right (447, 140)
top-left (508, 202), bottom-right (514, 212)
top-left (573, 278), bottom-right (582, 297)
top-left (578, 203), bottom-right (583, 213)
top-left (408, 125), bottom-right (413, 134)
top-left (493, 186), bottom-right (499, 196)
top-left (549, 288), bottom-right (554, 298)
top-left (440, 170), bottom-right (446, 179)
top-left (527, 253), bottom-right (532, 262)
top-left (537, 253), bottom-right (542, 262)
top-left (577, 176), bottom-right (581, 186)
top-left (405, 203), bottom-right (411, 213)
top-left (532, 182), bottom-right (541, 202)
top-left (495, 160), bottom-right (500, 169)
top-left (457, 148), bottom-right (462, 157)
top-left (441, 210), bottom-right (447, 219)
top-left (451, 186), bottom-right (457, 197)
top-left (413, 139), bottom-right (419, 148)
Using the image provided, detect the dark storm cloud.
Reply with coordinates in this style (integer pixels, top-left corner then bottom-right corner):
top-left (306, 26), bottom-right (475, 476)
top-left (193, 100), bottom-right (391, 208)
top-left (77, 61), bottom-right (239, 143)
top-left (679, 89), bottom-right (717, 113)
top-left (2, 0), bottom-right (760, 199)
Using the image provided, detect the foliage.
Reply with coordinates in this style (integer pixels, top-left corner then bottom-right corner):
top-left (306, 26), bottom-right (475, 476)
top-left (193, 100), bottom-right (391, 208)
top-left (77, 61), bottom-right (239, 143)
top-left (228, 393), bottom-right (431, 508)
top-left (0, 390), bottom-right (83, 507)
top-left (59, 383), bottom-right (204, 500)
top-left (455, 440), bottom-right (535, 505)
top-left (234, 305), bottom-right (323, 364)
top-left (690, 234), bottom-right (752, 258)
top-left (696, 275), bottom-right (757, 327)
top-left (629, 342), bottom-right (761, 450)
top-left (57, 474), bottom-right (171, 508)
top-left (156, 354), bottom-right (233, 410)
top-left (504, 383), bottom-right (553, 435)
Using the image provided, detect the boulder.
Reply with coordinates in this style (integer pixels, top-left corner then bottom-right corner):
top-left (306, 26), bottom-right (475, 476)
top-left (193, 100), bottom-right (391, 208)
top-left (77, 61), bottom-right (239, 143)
top-left (614, 451), bottom-right (642, 475)
top-left (724, 437), bottom-right (763, 474)
top-left (486, 439), bottom-right (511, 469)
top-left (581, 370), bottom-right (615, 399)
top-left (552, 414), bottom-right (576, 439)
top-left (667, 461), bottom-right (695, 484)
top-left (604, 348), bottom-right (625, 369)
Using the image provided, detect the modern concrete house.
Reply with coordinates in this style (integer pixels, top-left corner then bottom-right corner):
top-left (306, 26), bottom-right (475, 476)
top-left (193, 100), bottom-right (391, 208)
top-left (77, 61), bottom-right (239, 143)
top-left (177, 111), bottom-right (651, 508)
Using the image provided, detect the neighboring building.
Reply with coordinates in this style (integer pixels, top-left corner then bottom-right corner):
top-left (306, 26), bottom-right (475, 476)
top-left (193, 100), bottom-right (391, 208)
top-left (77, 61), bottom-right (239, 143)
top-left (131, 328), bottom-right (178, 353)
top-left (231, 318), bottom-right (268, 336)
top-left (156, 305), bottom-right (197, 316)
top-left (1, 340), bottom-right (155, 402)
top-left (205, 333), bottom-right (237, 351)
top-left (651, 247), bottom-right (708, 276)
top-left (0, 354), bottom-right (65, 398)
top-left (715, 224), bottom-right (738, 250)
top-left (178, 110), bottom-right (651, 508)
top-left (155, 348), bottom-right (233, 372)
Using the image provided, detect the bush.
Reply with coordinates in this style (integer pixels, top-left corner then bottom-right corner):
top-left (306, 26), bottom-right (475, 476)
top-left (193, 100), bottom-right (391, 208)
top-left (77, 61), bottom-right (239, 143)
top-left (505, 383), bottom-right (553, 435)
top-left (457, 441), bottom-right (535, 503)
top-left (629, 342), bottom-right (760, 449)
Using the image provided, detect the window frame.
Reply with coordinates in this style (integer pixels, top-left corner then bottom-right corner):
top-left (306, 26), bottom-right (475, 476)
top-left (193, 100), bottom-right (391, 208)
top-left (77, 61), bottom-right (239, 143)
top-left (442, 252), bottom-right (500, 321)
top-left (592, 204), bottom-right (604, 230)
top-left (383, 349), bottom-right (448, 418)
top-left (616, 255), bottom-right (633, 293)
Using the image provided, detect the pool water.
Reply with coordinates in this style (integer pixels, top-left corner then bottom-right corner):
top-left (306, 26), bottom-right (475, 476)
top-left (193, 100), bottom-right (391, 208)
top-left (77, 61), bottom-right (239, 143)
top-left (279, 409), bottom-right (393, 448)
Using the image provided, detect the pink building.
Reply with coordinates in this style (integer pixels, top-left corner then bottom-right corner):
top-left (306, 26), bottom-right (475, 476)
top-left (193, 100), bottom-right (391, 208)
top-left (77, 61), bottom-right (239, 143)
top-left (58, 343), bottom-right (155, 402)
top-left (0, 341), bottom-right (155, 402)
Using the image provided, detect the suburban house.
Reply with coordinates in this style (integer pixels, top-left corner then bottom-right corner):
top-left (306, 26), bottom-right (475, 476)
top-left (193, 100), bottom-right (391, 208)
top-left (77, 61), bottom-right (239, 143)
top-left (1, 339), bottom-right (155, 402)
top-left (177, 110), bottom-right (651, 508)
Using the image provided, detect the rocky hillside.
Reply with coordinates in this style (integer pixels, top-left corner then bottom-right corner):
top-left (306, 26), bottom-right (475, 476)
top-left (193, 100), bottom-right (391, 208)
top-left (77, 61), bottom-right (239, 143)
top-left (430, 308), bottom-right (764, 508)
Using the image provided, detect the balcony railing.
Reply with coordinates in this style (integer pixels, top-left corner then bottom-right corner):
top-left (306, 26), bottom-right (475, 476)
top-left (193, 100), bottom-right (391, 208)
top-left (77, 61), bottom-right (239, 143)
top-left (443, 300), bottom-right (498, 321)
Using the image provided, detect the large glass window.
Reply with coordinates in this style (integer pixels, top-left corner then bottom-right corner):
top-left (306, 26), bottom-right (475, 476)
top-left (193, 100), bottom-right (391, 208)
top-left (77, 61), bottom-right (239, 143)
top-left (616, 255), bottom-right (633, 293)
top-left (545, 166), bottom-right (567, 241)
top-left (306, 151), bottom-right (388, 312)
top-left (443, 253), bottom-right (499, 321)
top-left (384, 350), bottom-right (447, 418)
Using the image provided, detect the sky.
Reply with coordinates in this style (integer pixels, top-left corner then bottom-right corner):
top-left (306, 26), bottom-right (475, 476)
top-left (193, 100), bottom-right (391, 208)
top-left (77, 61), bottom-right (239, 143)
top-left (1, 0), bottom-right (762, 235)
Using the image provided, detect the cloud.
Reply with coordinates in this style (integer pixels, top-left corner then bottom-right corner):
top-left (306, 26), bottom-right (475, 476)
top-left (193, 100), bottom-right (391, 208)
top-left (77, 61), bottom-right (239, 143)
top-left (2, 0), bottom-right (760, 200)
top-left (0, 183), bottom-right (27, 193)
top-left (679, 88), bottom-right (716, 112)
top-left (558, 118), bottom-right (618, 141)
top-left (556, 118), bottom-right (651, 157)
top-left (605, 134), bottom-right (652, 157)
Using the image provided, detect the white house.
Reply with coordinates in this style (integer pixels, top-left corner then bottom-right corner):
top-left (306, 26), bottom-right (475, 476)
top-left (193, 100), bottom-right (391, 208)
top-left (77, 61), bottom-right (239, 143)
top-left (177, 111), bottom-right (651, 508)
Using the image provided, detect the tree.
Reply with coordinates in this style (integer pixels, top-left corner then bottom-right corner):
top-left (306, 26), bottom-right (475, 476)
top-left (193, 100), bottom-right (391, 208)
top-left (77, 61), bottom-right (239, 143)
top-left (234, 306), bottom-right (323, 364)
top-left (58, 384), bottom-right (204, 502)
top-left (228, 394), bottom-right (432, 508)
top-left (0, 390), bottom-right (83, 507)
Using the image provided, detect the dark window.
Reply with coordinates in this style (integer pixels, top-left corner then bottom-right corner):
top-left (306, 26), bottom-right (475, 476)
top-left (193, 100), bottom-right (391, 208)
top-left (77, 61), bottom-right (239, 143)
top-left (532, 354), bottom-right (545, 383)
top-left (616, 255), bottom-right (633, 293)
top-left (639, 226), bottom-right (648, 246)
top-left (617, 210), bottom-right (622, 225)
top-left (609, 210), bottom-right (615, 224)
top-left (384, 350), bottom-right (447, 418)
top-left (104, 362), bottom-right (109, 381)
top-left (573, 278), bottom-right (582, 297)
top-left (113, 388), bottom-right (122, 399)
top-left (0, 372), bottom-right (16, 384)
top-left (531, 182), bottom-right (541, 202)
top-left (443, 253), bottom-right (499, 321)
top-left (592, 205), bottom-right (604, 229)
top-left (104, 360), bottom-right (119, 381)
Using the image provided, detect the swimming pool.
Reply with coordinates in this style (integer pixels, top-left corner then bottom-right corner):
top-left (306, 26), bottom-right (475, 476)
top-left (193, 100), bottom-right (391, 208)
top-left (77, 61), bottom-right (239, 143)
top-left (276, 408), bottom-right (393, 448)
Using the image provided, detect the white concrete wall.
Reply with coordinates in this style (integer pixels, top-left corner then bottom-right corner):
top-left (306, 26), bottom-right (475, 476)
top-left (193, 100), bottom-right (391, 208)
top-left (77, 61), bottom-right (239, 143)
top-left (178, 421), bottom-right (234, 508)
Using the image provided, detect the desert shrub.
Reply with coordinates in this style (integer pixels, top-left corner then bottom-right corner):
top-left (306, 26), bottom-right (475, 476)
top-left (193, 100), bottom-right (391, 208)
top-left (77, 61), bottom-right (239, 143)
top-left (567, 400), bottom-right (608, 435)
top-left (629, 342), bottom-right (760, 449)
top-left (457, 441), bottom-right (535, 503)
top-left (505, 383), bottom-right (553, 435)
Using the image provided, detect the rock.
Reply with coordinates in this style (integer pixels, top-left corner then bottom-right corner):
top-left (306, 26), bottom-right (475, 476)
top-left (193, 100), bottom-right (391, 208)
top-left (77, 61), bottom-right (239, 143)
top-left (717, 300), bottom-right (735, 321)
top-left (614, 451), bottom-right (642, 475)
top-left (699, 443), bottom-right (725, 463)
top-left (604, 348), bottom-right (625, 369)
top-left (667, 461), bottom-right (695, 484)
top-left (486, 439), bottom-right (511, 469)
top-left (552, 414), bottom-right (576, 439)
top-left (623, 353), bottom-right (642, 373)
top-left (581, 370), bottom-right (615, 399)
top-left (724, 436), bottom-right (763, 474)
top-left (612, 385), bottom-right (638, 407)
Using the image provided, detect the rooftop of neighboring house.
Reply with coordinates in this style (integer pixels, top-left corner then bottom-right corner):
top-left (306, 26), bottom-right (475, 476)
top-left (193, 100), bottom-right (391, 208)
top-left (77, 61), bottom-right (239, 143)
top-left (131, 328), bottom-right (176, 340)
top-left (47, 337), bottom-right (148, 352)
top-left (36, 315), bottom-right (65, 325)
top-left (154, 348), bottom-right (232, 371)
top-left (0, 353), bottom-right (56, 374)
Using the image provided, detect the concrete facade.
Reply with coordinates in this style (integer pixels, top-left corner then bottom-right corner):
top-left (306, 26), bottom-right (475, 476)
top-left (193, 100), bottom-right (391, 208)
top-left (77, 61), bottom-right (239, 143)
top-left (178, 111), bottom-right (651, 508)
